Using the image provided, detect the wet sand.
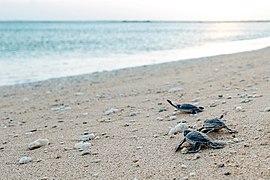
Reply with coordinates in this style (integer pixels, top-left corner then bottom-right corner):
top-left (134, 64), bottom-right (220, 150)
top-left (0, 47), bottom-right (270, 179)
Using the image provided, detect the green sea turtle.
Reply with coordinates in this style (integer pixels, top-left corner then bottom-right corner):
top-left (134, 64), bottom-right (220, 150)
top-left (167, 99), bottom-right (204, 114)
top-left (175, 130), bottom-right (224, 153)
top-left (198, 114), bottom-right (237, 133)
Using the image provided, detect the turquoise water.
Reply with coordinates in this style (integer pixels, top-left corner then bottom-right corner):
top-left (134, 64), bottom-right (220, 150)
top-left (0, 21), bottom-right (270, 86)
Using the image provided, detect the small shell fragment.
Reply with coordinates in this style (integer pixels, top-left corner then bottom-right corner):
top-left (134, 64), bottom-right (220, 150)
top-left (19, 156), bottom-right (32, 164)
top-left (28, 139), bottom-right (49, 150)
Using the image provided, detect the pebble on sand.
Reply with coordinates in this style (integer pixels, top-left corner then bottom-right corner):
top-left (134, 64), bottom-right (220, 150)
top-left (28, 139), bottom-right (49, 150)
top-left (169, 116), bottom-right (177, 121)
top-left (235, 106), bottom-right (244, 112)
top-left (181, 147), bottom-right (189, 154)
top-left (105, 108), bottom-right (119, 115)
top-left (74, 141), bottom-right (91, 151)
top-left (19, 156), bottom-right (32, 164)
top-left (80, 134), bottom-right (95, 142)
top-left (168, 87), bottom-right (183, 93)
top-left (168, 123), bottom-right (188, 135)
top-left (156, 117), bottom-right (164, 121)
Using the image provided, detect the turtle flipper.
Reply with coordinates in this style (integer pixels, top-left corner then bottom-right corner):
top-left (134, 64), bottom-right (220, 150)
top-left (175, 138), bottom-right (186, 152)
top-left (195, 107), bottom-right (204, 113)
top-left (191, 109), bottom-right (197, 115)
top-left (197, 126), bottom-right (204, 131)
top-left (198, 107), bottom-right (204, 110)
top-left (167, 99), bottom-right (178, 109)
top-left (224, 126), bottom-right (238, 133)
top-left (209, 142), bottom-right (224, 149)
top-left (187, 142), bottom-right (201, 153)
top-left (201, 128), bottom-right (215, 134)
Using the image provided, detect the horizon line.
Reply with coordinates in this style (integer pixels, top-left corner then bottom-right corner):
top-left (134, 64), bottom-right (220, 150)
top-left (0, 20), bottom-right (270, 23)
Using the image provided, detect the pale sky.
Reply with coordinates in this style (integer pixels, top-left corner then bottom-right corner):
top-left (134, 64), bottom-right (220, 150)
top-left (0, 0), bottom-right (269, 21)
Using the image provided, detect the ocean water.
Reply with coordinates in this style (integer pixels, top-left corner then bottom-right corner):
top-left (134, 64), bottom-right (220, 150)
top-left (0, 21), bottom-right (270, 86)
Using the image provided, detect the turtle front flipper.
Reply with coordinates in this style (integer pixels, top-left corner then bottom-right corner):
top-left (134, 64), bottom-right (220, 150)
top-left (224, 126), bottom-right (238, 133)
top-left (209, 141), bottom-right (224, 149)
top-left (201, 128), bottom-right (216, 134)
top-left (191, 109), bottom-right (197, 115)
top-left (198, 107), bottom-right (204, 110)
top-left (175, 138), bottom-right (186, 152)
top-left (187, 142), bottom-right (201, 153)
top-left (167, 99), bottom-right (178, 109)
top-left (197, 126), bottom-right (204, 131)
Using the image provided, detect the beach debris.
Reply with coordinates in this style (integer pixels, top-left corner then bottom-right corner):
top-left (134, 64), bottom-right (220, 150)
top-left (168, 87), bottom-right (183, 93)
top-left (158, 108), bottom-right (167, 112)
top-left (180, 164), bottom-right (187, 169)
top-left (264, 107), bottom-right (270, 112)
top-left (22, 97), bottom-right (29, 102)
top-left (192, 97), bottom-right (200, 103)
top-left (169, 115), bottom-right (177, 121)
top-left (50, 104), bottom-right (71, 111)
top-left (240, 98), bottom-right (252, 103)
top-left (74, 141), bottom-right (91, 151)
top-left (208, 100), bottom-right (220, 107)
top-left (156, 117), bottom-right (164, 121)
top-left (80, 134), bottom-right (95, 142)
top-left (168, 122), bottom-right (188, 135)
top-left (233, 138), bottom-right (239, 143)
top-left (28, 139), bottom-right (49, 150)
top-left (175, 130), bottom-right (224, 153)
top-left (104, 108), bottom-right (119, 115)
top-left (192, 153), bottom-right (201, 160)
top-left (198, 114), bottom-right (237, 133)
top-left (234, 106), bottom-right (244, 112)
top-left (74, 92), bottom-right (84, 96)
top-left (218, 163), bottom-right (225, 168)
top-left (167, 99), bottom-right (204, 114)
top-left (181, 147), bottom-right (189, 154)
top-left (19, 156), bottom-right (32, 164)
top-left (91, 159), bottom-right (101, 163)
top-left (129, 112), bottom-right (138, 117)
top-left (81, 151), bottom-right (91, 156)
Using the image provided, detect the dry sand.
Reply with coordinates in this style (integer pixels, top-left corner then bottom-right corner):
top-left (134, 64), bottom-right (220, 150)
top-left (0, 47), bottom-right (270, 179)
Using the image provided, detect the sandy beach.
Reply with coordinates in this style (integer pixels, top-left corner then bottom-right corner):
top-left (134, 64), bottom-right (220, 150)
top-left (0, 47), bottom-right (270, 179)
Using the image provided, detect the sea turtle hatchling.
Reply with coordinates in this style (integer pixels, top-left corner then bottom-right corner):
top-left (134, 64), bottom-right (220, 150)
top-left (175, 130), bottom-right (224, 153)
top-left (167, 99), bottom-right (204, 114)
top-left (198, 114), bottom-right (237, 133)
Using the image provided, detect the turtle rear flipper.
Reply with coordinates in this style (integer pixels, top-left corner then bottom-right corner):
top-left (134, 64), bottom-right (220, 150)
top-left (187, 142), bottom-right (201, 153)
top-left (175, 138), bottom-right (186, 152)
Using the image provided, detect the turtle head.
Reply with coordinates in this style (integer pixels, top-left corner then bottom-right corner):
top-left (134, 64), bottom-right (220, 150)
top-left (183, 129), bottom-right (192, 136)
top-left (176, 104), bottom-right (182, 109)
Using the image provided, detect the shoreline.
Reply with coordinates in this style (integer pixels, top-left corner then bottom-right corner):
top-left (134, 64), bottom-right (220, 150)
top-left (1, 42), bottom-right (270, 88)
top-left (0, 47), bottom-right (270, 179)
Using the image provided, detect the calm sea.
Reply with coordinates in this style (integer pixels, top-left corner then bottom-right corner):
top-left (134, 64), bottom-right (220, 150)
top-left (0, 21), bottom-right (270, 86)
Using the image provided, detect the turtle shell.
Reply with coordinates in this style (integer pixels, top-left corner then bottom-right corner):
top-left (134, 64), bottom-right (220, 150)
top-left (203, 118), bottom-right (226, 129)
top-left (184, 130), bottom-right (213, 145)
top-left (178, 104), bottom-right (198, 111)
